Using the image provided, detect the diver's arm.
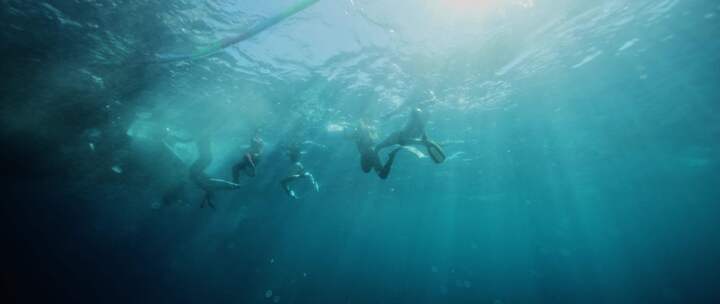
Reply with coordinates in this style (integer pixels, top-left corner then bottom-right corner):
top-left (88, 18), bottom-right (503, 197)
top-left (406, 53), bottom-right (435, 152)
top-left (246, 153), bottom-right (256, 169)
top-left (245, 154), bottom-right (257, 177)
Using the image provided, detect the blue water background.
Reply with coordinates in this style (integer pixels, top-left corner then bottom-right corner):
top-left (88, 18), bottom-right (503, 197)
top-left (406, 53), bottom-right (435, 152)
top-left (1, 0), bottom-right (719, 303)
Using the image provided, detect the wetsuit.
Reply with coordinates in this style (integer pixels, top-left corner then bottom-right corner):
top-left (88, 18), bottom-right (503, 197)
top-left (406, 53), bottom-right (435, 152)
top-left (190, 138), bottom-right (241, 208)
top-left (232, 137), bottom-right (263, 183)
top-left (280, 143), bottom-right (319, 198)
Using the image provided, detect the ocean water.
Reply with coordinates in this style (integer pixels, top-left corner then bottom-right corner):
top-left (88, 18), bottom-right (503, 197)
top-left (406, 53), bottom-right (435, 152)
top-left (2, 0), bottom-right (719, 303)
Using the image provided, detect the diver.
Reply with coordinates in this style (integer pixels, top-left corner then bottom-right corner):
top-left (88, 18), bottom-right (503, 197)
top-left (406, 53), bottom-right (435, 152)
top-left (231, 133), bottom-right (264, 183)
top-left (190, 137), bottom-right (241, 209)
top-left (375, 107), bottom-right (446, 164)
top-left (346, 120), bottom-right (402, 179)
top-left (280, 141), bottom-right (319, 199)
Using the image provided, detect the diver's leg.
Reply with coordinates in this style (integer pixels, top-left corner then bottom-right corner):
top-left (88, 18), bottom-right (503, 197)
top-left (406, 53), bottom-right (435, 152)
top-left (370, 150), bottom-right (383, 173)
top-left (375, 132), bottom-right (401, 152)
top-left (232, 160), bottom-right (248, 183)
top-left (303, 172), bottom-right (320, 192)
top-left (361, 154), bottom-right (373, 173)
top-left (378, 147), bottom-right (402, 180)
top-left (281, 175), bottom-right (301, 198)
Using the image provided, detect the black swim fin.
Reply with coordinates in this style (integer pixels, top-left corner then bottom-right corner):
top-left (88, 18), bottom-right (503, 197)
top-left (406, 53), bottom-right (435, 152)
top-left (423, 136), bottom-right (446, 164)
top-left (378, 147), bottom-right (402, 180)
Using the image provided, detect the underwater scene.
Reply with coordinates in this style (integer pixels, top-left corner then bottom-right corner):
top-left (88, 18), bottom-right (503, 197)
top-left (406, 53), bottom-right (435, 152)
top-left (2, 0), bottom-right (719, 303)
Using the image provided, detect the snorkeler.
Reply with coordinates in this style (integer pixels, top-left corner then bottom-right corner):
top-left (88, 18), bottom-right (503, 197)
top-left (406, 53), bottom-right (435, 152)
top-left (280, 141), bottom-right (319, 199)
top-left (190, 137), bottom-right (241, 209)
top-left (231, 133), bottom-right (264, 183)
top-left (347, 120), bottom-right (402, 179)
top-left (375, 107), bottom-right (446, 164)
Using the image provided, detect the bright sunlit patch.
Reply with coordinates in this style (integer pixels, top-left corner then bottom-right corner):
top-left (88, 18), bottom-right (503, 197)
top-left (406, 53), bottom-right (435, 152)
top-left (443, 0), bottom-right (495, 13)
top-left (515, 0), bottom-right (535, 9)
top-left (326, 123), bottom-right (345, 133)
top-left (424, 0), bottom-right (535, 26)
top-left (437, 0), bottom-right (535, 13)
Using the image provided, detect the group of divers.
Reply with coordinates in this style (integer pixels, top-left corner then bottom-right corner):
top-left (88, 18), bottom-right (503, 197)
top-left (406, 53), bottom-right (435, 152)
top-left (175, 106), bottom-right (446, 209)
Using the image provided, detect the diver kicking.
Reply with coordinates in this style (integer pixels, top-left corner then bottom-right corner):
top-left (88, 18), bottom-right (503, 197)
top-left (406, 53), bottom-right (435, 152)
top-left (280, 141), bottom-right (319, 199)
top-left (347, 120), bottom-right (402, 179)
top-left (190, 137), bottom-right (242, 209)
top-left (231, 133), bottom-right (264, 183)
top-left (375, 107), bottom-right (446, 165)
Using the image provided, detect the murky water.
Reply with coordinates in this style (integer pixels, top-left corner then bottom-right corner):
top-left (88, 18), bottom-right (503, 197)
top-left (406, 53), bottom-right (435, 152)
top-left (2, 0), bottom-right (719, 303)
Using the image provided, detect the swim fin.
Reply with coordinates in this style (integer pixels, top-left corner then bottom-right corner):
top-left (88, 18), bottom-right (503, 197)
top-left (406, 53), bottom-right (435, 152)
top-left (423, 136), bottom-right (446, 164)
top-left (378, 147), bottom-right (402, 179)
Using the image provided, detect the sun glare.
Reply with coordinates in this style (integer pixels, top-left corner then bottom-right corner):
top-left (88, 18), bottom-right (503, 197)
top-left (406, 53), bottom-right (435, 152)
top-left (421, 0), bottom-right (536, 27)
top-left (445, 0), bottom-right (494, 11)
top-left (442, 0), bottom-right (535, 12)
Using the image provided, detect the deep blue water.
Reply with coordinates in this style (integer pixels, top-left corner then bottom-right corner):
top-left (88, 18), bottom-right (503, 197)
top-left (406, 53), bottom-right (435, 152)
top-left (2, 0), bottom-right (719, 303)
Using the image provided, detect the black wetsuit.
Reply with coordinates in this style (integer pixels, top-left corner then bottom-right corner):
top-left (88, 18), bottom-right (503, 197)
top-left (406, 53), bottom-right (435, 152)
top-left (376, 108), bottom-right (428, 151)
top-left (232, 148), bottom-right (261, 183)
top-left (352, 124), bottom-right (401, 179)
top-left (355, 126), bottom-right (383, 173)
top-left (190, 138), bottom-right (240, 208)
top-left (280, 144), bottom-right (318, 198)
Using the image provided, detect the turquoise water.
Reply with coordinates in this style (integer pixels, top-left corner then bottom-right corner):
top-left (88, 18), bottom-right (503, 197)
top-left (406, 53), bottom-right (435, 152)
top-left (2, 0), bottom-right (719, 303)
